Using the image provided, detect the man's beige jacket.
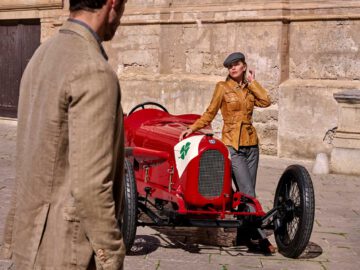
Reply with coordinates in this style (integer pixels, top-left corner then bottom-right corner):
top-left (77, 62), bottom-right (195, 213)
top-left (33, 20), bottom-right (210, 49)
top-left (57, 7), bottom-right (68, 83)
top-left (0, 21), bottom-right (125, 269)
top-left (189, 78), bottom-right (271, 149)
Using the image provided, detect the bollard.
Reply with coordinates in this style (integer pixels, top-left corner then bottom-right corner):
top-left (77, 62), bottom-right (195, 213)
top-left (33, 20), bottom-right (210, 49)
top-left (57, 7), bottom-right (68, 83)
top-left (330, 89), bottom-right (360, 175)
top-left (312, 152), bottom-right (329, 175)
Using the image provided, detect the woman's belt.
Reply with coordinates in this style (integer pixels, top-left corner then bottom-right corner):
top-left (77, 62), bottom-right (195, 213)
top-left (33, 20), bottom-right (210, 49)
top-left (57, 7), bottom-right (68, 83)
top-left (223, 119), bottom-right (252, 125)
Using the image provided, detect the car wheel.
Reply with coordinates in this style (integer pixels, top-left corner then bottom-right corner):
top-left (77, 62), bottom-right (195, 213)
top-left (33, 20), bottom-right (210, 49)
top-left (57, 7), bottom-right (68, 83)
top-left (118, 158), bottom-right (138, 254)
top-left (273, 164), bottom-right (315, 258)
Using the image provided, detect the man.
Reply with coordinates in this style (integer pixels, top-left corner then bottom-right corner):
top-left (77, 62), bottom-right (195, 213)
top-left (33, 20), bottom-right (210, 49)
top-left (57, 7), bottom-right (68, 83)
top-left (0, 0), bottom-right (128, 269)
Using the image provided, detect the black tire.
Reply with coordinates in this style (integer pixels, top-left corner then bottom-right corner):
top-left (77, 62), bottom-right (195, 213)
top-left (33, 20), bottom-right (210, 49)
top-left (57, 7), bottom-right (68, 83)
top-left (273, 164), bottom-right (315, 258)
top-left (118, 158), bottom-right (138, 254)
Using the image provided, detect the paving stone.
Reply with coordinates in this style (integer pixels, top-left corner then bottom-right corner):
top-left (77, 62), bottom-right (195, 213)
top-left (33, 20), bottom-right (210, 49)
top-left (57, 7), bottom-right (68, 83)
top-left (156, 260), bottom-right (214, 270)
top-left (146, 246), bottom-right (211, 265)
top-left (124, 257), bottom-right (158, 270)
top-left (210, 253), bottom-right (263, 268)
top-left (260, 258), bottom-right (324, 270)
top-left (322, 261), bottom-right (359, 270)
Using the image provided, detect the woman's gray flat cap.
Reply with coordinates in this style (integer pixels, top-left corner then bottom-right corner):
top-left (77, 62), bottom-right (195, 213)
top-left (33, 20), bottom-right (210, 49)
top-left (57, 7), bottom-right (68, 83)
top-left (223, 52), bottom-right (245, 67)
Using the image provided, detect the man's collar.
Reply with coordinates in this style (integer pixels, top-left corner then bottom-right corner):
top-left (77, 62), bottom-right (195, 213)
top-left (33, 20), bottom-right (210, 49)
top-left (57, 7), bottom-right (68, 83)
top-left (62, 18), bottom-right (108, 61)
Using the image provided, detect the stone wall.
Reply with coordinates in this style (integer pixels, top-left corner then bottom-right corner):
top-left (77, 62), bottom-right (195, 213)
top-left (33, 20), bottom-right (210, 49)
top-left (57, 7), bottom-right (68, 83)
top-left (280, 18), bottom-right (360, 158)
top-left (1, 0), bottom-right (360, 158)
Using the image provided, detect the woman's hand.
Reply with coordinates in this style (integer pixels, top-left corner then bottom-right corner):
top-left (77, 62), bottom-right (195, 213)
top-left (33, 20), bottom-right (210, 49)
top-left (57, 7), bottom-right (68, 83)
top-left (247, 69), bottom-right (255, 83)
top-left (179, 128), bottom-right (193, 141)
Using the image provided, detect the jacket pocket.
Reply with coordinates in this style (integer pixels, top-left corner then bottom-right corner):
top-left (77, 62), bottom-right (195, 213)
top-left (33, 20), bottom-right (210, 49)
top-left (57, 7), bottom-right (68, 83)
top-left (224, 96), bottom-right (240, 111)
top-left (63, 205), bottom-right (93, 267)
top-left (224, 93), bottom-right (238, 103)
top-left (63, 206), bottom-right (85, 266)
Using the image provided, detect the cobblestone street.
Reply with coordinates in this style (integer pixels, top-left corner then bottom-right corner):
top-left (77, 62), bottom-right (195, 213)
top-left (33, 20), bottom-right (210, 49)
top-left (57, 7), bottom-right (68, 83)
top-left (1, 120), bottom-right (359, 270)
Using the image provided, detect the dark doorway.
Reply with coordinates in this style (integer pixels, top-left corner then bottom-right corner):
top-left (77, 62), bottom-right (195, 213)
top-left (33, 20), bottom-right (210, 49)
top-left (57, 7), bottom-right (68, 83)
top-left (0, 19), bottom-right (40, 118)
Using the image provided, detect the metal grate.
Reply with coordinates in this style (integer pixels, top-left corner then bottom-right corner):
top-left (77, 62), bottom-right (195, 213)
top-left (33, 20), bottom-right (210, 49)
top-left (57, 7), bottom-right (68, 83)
top-left (198, 150), bottom-right (224, 198)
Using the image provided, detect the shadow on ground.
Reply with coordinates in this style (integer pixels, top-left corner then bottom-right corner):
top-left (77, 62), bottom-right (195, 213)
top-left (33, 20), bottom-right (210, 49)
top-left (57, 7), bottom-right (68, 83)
top-left (129, 228), bottom-right (322, 260)
top-left (128, 231), bottom-right (249, 257)
top-left (298, 241), bottom-right (323, 259)
top-left (128, 235), bottom-right (161, 256)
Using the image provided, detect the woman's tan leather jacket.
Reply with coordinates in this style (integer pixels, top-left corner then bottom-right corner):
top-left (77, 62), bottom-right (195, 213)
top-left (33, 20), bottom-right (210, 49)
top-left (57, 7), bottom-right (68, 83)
top-left (189, 77), bottom-right (271, 150)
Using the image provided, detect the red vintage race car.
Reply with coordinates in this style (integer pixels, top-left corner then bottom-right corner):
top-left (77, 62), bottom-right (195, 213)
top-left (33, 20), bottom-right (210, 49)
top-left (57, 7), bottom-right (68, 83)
top-left (120, 101), bottom-right (315, 258)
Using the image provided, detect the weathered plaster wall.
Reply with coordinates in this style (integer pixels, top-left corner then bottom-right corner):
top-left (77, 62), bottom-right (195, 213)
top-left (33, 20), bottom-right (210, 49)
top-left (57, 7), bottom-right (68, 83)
top-left (289, 21), bottom-right (360, 81)
top-left (1, 0), bottom-right (360, 158)
top-left (278, 80), bottom-right (360, 159)
top-left (279, 19), bottom-right (360, 158)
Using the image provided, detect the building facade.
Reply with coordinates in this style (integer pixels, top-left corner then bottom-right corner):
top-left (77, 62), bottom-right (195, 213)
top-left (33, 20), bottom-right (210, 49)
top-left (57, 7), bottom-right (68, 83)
top-left (1, 0), bottom-right (360, 159)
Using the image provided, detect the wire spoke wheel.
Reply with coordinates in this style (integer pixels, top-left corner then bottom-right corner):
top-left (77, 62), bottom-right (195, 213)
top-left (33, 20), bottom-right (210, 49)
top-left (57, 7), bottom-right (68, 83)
top-left (274, 165), bottom-right (315, 258)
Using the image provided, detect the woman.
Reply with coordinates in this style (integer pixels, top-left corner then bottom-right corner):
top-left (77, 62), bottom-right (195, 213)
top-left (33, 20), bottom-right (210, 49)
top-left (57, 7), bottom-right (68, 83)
top-left (180, 52), bottom-right (275, 253)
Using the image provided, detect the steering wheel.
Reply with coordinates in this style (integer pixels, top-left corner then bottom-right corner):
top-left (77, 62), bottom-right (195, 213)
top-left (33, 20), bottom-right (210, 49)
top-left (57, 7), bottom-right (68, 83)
top-left (128, 101), bottom-right (168, 115)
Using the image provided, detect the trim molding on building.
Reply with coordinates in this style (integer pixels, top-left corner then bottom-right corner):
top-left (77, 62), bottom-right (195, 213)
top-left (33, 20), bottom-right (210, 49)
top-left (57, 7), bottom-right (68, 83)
top-left (121, 1), bottom-right (360, 25)
top-left (0, 0), bottom-right (63, 11)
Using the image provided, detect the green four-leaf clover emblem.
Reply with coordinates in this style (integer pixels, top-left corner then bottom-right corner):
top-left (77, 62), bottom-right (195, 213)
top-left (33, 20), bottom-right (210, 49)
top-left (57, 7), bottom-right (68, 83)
top-left (179, 142), bottom-right (191, 160)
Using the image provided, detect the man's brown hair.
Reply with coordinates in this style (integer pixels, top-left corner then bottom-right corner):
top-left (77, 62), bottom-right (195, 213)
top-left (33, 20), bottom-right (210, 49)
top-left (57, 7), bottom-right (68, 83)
top-left (69, 0), bottom-right (108, 11)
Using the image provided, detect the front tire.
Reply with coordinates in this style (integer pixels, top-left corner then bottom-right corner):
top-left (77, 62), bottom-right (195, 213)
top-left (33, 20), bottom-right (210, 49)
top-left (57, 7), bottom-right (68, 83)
top-left (118, 158), bottom-right (138, 254)
top-left (273, 165), bottom-right (315, 258)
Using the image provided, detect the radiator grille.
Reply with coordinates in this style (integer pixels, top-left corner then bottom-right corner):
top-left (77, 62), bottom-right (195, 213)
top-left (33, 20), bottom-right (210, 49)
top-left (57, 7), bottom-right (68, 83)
top-left (198, 150), bottom-right (224, 198)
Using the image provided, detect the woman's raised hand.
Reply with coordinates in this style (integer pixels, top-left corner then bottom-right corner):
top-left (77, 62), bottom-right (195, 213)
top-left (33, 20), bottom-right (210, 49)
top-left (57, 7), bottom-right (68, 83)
top-left (247, 69), bottom-right (255, 83)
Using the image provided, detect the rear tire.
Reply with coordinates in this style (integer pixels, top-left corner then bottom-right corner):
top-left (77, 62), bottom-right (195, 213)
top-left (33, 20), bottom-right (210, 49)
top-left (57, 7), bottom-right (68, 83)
top-left (273, 165), bottom-right (315, 258)
top-left (118, 158), bottom-right (138, 254)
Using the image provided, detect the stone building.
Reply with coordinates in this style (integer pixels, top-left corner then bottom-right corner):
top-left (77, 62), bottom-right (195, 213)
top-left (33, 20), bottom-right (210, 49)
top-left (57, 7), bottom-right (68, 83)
top-left (1, 0), bottom-right (360, 160)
